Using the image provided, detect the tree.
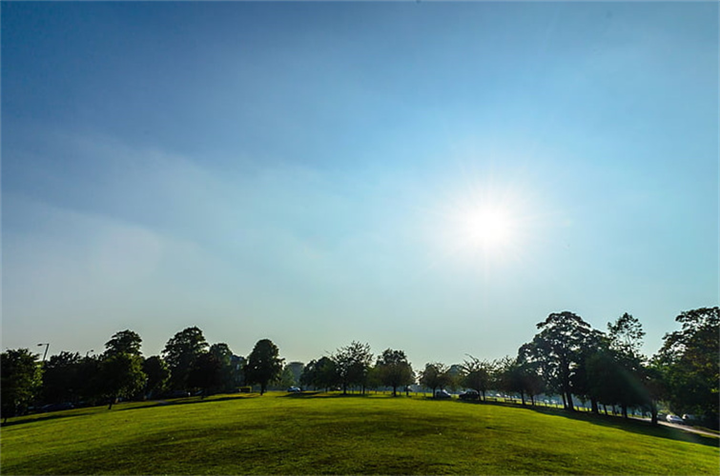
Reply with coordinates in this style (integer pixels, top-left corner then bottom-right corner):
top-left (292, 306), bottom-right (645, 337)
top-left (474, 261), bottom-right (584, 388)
top-left (104, 329), bottom-right (142, 358)
top-left (656, 307), bottom-right (719, 429)
top-left (419, 362), bottom-right (451, 397)
top-left (245, 339), bottom-right (284, 395)
top-left (524, 311), bottom-right (593, 411)
top-left (460, 356), bottom-right (495, 401)
top-left (333, 341), bottom-right (373, 394)
top-left (100, 352), bottom-right (146, 409)
top-left (495, 356), bottom-right (545, 406)
top-left (41, 351), bottom-right (82, 405)
top-left (1, 349), bottom-right (43, 422)
top-left (76, 354), bottom-right (103, 406)
top-left (162, 327), bottom-right (208, 391)
top-left (375, 349), bottom-right (414, 397)
top-left (301, 357), bottom-right (339, 391)
top-left (143, 356), bottom-right (170, 399)
top-left (188, 353), bottom-right (223, 398)
top-left (209, 343), bottom-right (238, 393)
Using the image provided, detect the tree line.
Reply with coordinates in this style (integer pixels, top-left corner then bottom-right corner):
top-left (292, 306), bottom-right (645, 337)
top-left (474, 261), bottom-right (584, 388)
top-left (2, 307), bottom-right (717, 429)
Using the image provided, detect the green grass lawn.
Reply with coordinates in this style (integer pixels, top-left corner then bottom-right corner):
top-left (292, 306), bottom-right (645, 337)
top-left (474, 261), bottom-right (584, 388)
top-left (1, 392), bottom-right (717, 475)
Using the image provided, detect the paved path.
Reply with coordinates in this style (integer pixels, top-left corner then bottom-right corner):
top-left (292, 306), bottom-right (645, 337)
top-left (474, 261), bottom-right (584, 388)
top-left (658, 421), bottom-right (719, 438)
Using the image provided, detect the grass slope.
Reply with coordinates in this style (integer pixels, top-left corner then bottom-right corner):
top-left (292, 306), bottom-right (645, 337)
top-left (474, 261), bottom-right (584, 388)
top-left (1, 392), bottom-right (717, 475)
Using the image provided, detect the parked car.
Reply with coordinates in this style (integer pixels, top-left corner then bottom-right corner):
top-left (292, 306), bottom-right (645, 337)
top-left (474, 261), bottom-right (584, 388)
top-left (666, 414), bottom-right (684, 424)
top-left (459, 390), bottom-right (479, 401)
top-left (287, 386), bottom-right (301, 393)
top-left (435, 389), bottom-right (452, 399)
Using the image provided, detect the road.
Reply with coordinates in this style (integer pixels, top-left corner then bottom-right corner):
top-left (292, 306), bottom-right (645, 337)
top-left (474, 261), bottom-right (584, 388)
top-left (658, 421), bottom-right (719, 438)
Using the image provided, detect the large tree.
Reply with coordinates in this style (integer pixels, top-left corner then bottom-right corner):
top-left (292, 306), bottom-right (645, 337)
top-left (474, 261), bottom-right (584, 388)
top-left (41, 351), bottom-right (82, 405)
top-left (162, 327), bottom-right (208, 391)
top-left (656, 307), bottom-right (719, 429)
top-left (460, 355), bottom-right (495, 401)
top-left (524, 311), bottom-right (593, 411)
top-left (1, 349), bottom-right (43, 422)
top-left (188, 353), bottom-right (223, 398)
top-left (301, 357), bottom-right (339, 391)
top-left (333, 341), bottom-right (373, 394)
top-left (101, 352), bottom-right (146, 409)
top-left (209, 343), bottom-right (239, 393)
top-left (245, 339), bottom-right (284, 395)
top-left (143, 356), bottom-right (170, 399)
top-left (375, 349), bottom-right (414, 397)
top-left (104, 330), bottom-right (143, 358)
top-left (419, 362), bottom-right (451, 397)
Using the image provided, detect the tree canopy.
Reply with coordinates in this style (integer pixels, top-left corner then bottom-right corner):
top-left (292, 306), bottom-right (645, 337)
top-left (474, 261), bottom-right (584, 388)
top-left (245, 339), bottom-right (284, 395)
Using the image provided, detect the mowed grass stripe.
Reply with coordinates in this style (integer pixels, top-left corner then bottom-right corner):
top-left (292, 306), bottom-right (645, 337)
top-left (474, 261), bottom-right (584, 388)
top-left (1, 393), bottom-right (717, 475)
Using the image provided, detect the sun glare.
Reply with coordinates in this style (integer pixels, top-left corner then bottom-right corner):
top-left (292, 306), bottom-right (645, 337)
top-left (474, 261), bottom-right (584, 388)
top-left (463, 207), bottom-right (515, 249)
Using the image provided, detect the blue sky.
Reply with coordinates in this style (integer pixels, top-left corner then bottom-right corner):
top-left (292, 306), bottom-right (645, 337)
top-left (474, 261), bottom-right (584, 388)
top-left (2, 2), bottom-right (717, 367)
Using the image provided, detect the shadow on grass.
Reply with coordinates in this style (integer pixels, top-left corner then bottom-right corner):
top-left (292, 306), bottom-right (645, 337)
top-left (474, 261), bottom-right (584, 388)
top-left (1, 411), bottom-right (91, 428)
top-left (455, 398), bottom-right (719, 449)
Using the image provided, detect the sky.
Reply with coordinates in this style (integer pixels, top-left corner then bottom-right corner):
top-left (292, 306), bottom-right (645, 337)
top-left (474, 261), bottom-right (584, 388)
top-left (2, 2), bottom-right (718, 369)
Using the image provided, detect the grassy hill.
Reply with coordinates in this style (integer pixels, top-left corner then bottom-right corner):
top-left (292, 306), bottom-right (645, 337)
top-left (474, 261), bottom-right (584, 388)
top-left (1, 392), bottom-right (717, 475)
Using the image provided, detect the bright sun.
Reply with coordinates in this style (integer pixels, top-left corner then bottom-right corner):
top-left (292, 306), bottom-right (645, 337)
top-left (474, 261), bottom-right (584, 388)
top-left (463, 207), bottom-right (514, 249)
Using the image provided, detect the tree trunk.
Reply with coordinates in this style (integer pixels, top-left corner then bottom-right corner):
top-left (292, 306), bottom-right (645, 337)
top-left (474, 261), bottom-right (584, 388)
top-left (565, 390), bottom-right (575, 411)
top-left (520, 391), bottom-right (526, 406)
top-left (621, 404), bottom-right (628, 419)
top-left (561, 393), bottom-right (567, 409)
top-left (650, 402), bottom-right (658, 425)
top-left (591, 398), bottom-right (599, 415)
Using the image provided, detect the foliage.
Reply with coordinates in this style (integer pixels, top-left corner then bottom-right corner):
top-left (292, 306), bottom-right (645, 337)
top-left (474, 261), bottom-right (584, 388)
top-left (459, 355), bottom-right (495, 400)
top-left (332, 341), bottom-right (373, 394)
top-left (301, 357), bottom-right (339, 391)
top-left (188, 353), bottom-right (223, 398)
top-left (143, 356), bottom-right (170, 399)
top-left (100, 353), bottom-right (147, 409)
top-left (495, 355), bottom-right (544, 405)
top-left (419, 362), bottom-right (451, 395)
top-left (104, 329), bottom-right (143, 358)
top-left (41, 351), bottom-right (82, 405)
top-left (245, 339), bottom-right (284, 395)
top-left (523, 311), bottom-right (593, 410)
top-left (0, 349), bottom-right (43, 422)
top-left (375, 349), bottom-right (414, 396)
top-left (209, 343), bottom-right (241, 392)
top-left (656, 307), bottom-right (719, 428)
top-left (162, 327), bottom-right (209, 391)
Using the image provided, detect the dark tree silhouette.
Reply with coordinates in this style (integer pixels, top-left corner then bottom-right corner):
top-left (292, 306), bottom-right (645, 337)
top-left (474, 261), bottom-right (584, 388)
top-left (245, 339), bottom-right (283, 395)
top-left (104, 330), bottom-right (142, 358)
top-left (525, 311), bottom-right (593, 411)
top-left (41, 351), bottom-right (82, 405)
top-left (1, 349), bottom-right (43, 422)
top-left (188, 353), bottom-right (223, 398)
top-left (100, 353), bottom-right (146, 409)
top-left (143, 356), bottom-right (170, 399)
top-left (162, 327), bottom-right (208, 391)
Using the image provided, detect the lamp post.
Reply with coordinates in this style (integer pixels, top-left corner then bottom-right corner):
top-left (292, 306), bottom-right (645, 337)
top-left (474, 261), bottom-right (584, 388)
top-left (37, 343), bottom-right (50, 362)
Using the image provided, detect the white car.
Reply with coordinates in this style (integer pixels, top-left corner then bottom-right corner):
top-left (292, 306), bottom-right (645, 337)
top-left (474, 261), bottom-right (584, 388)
top-left (666, 414), bottom-right (684, 424)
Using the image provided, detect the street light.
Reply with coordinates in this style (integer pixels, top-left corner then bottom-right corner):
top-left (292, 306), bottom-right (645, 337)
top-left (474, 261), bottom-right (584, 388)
top-left (37, 343), bottom-right (50, 362)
